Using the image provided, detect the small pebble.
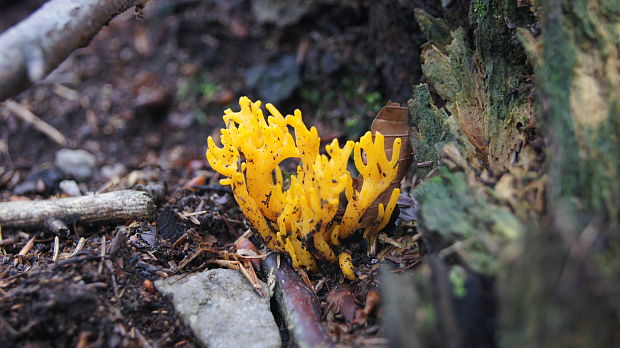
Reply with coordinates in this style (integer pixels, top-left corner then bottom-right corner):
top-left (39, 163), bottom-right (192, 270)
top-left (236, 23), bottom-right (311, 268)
top-left (101, 163), bottom-right (127, 180)
top-left (59, 180), bottom-right (81, 196)
top-left (55, 148), bottom-right (96, 181)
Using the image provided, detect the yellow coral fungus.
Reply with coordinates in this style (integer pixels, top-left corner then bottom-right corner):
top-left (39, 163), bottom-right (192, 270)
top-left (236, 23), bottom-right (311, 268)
top-left (338, 252), bottom-right (356, 280)
top-left (206, 97), bottom-right (404, 277)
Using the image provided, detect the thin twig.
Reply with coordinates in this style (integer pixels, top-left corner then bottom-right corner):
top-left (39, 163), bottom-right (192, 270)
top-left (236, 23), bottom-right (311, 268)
top-left (0, 237), bottom-right (17, 246)
top-left (0, 226), bottom-right (6, 254)
top-left (417, 160), bottom-right (435, 168)
top-left (14, 237), bottom-right (35, 266)
top-left (3, 99), bottom-right (67, 146)
top-left (98, 235), bottom-right (106, 273)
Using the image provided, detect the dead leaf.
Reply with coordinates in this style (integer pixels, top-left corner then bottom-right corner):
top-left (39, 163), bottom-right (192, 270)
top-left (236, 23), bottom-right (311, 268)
top-left (326, 284), bottom-right (358, 323)
top-left (360, 102), bottom-right (414, 224)
top-left (353, 289), bottom-right (380, 325)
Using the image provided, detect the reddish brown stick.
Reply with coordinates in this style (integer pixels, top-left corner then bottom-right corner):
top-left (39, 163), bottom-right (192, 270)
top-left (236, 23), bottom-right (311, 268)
top-left (262, 254), bottom-right (333, 348)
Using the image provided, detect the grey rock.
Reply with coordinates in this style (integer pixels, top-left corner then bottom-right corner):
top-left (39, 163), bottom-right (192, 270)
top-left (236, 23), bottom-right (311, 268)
top-left (54, 148), bottom-right (96, 181)
top-left (155, 269), bottom-right (281, 348)
top-left (101, 163), bottom-right (127, 180)
top-left (251, 0), bottom-right (313, 27)
top-left (251, 0), bottom-right (336, 27)
top-left (245, 55), bottom-right (300, 104)
top-left (59, 180), bottom-right (81, 196)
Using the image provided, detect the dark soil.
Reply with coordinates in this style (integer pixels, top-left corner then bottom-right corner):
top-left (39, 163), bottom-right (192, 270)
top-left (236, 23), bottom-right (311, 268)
top-left (0, 0), bottom-right (426, 346)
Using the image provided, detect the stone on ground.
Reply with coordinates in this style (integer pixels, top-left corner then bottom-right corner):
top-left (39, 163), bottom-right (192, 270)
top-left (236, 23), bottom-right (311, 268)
top-left (155, 269), bottom-right (281, 348)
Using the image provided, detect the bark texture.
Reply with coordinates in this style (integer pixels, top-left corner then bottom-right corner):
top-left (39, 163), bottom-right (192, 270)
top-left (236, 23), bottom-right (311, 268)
top-left (386, 0), bottom-right (620, 346)
top-left (0, 0), bottom-right (142, 102)
top-left (0, 190), bottom-right (156, 232)
top-left (502, 0), bottom-right (620, 346)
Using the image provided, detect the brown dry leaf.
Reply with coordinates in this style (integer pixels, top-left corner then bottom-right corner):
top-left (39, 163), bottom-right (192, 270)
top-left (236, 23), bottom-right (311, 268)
top-left (326, 284), bottom-right (358, 323)
top-left (353, 289), bottom-right (381, 326)
top-left (184, 174), bottom-right (206, 191)
top-left (359, 102), bottom-right (414, 224)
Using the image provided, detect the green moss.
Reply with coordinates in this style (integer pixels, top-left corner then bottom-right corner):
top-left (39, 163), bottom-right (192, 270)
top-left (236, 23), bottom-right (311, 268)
top-left (413, 167), bottom-right (523, 276)
top-left (449, 266), bottom-right (467, 298)
top-left (471, 0), bottom-right (488, 22)
top-left (414, 8), bottom-right (453, 47)
top-left (540, 0), bottom-right (580, 201)
top-left (408, 84), bottom-right (444, 176)
top-left (601, 0), bottom-right (620, 16)
top-left (416, 7), bottom-right (535, 172)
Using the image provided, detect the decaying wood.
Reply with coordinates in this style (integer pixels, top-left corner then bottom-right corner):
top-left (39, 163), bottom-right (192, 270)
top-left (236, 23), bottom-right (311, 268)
top-left (0, 190), bottom-right (155, 233)
top-left (392, 0), bottom-right (620, 347)
top-left (0, 0), bottom-right (145, 102)
top-left (501, 0), bottom-right (620, 346)
top-left (262, 254), bottom-right (333, 348)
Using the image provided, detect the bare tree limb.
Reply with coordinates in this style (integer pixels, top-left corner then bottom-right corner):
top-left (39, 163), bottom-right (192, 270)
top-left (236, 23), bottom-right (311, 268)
top-left (0, 0), bottom-right (144, 102)
top-left (0, 190), bottom-right (156, 233)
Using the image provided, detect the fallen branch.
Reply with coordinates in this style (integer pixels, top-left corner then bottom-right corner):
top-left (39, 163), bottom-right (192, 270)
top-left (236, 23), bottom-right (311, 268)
top-left (262, 254), bottom-right (333, 348)
top-left (0, 0), bottom-right (145, 102)
top-left (0, 190), bottom-right (155, 233)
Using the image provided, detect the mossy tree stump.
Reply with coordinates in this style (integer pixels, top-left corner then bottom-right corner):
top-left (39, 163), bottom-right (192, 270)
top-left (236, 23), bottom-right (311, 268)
top-left (384, 0), bottom-right (620, 347)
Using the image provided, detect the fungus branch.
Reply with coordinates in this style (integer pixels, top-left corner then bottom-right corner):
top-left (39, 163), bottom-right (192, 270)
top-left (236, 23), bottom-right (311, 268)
top-left (207, 97), bottom-right (411, 278)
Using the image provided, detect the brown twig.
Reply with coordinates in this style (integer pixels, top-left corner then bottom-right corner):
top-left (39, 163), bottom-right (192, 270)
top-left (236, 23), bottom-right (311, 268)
top-left (3, 100), bottom-right (67, 146)
top-left (0, 237), bottom-right (16, 246)
top-left (14, 237), bottom-right (35, 266)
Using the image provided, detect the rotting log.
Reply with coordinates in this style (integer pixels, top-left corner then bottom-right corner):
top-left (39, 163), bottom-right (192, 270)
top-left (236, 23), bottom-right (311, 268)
top-left (385, 0), bottom-right (539, 347)
top-left (0, 0), bottom-right (145, 102)
top-left (385, 0), bottom-right (620, 347)
top-left (501, 0), bottom-right (620, 346)
top-left (0, 190), bottom-right (155, 234)
top-left (262, 254), bottom-right (334, 348)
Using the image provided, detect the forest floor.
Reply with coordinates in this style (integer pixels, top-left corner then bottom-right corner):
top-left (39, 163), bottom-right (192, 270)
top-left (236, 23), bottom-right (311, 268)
top-left (0, 1), bottom-right (427, 346)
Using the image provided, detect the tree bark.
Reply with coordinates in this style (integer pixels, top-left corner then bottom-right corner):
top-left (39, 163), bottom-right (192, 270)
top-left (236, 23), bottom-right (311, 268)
top-left (0, 0), bottom-right (143, 102)
top-left (501, 0), bottom-right (620, 346)
top-left (0, 190), bottom-right (155, 233)
top-left (387, 0), bottom-right (620, 346)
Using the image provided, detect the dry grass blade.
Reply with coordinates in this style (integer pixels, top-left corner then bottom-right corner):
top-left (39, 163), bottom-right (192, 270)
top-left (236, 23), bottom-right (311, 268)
top-left (52, 236), bottom-right (59, 262)
top-left (98, 235), bottom-right (106, 273)
top-left (70, 237), bottom-right (86, 257)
